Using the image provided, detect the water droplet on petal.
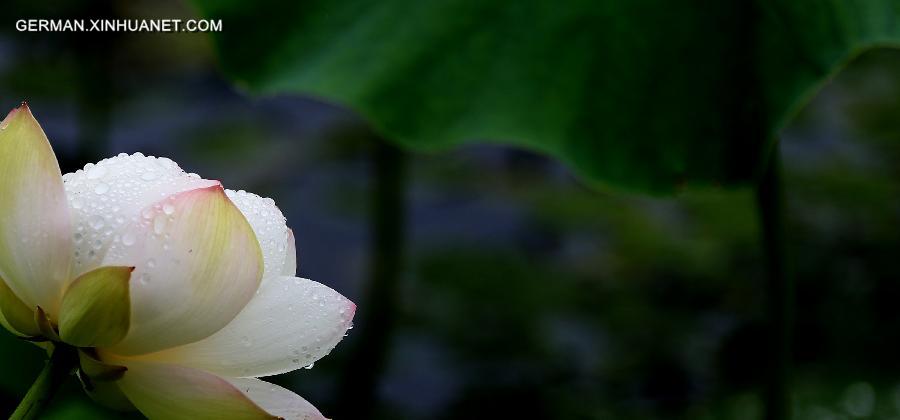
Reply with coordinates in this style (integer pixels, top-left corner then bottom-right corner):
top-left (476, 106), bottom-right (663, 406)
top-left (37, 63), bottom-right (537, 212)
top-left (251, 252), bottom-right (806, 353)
top-left (153, 214), bottom-right (166, 234)
top-left (94, 183), bottom-right (109, 194)
top-left (86, 165), bottom-right (107, 180)
top-left (89, 215), bottom-right (105, 230)
top-left (121, 232), bottom-right (135, 246)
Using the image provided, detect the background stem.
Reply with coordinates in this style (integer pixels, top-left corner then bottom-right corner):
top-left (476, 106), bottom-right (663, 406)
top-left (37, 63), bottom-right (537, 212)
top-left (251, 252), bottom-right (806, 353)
top-left (336, 138), bottom-right (408, 418)
top-left (10, 345), bottom-right (77, 420)
top-left (756, 144), bottom-right (793, 420)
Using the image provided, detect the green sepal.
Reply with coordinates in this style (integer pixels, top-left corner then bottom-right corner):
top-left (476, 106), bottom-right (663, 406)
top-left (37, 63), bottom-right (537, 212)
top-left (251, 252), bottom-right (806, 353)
top-left (58, 266), bottom-right (133, 348)
top-left (79, 349), bottom-right (128, 383)
top-left (0, 277), bottom-right (39, 337)
top-left (35, 306), bottom-right (61, 342)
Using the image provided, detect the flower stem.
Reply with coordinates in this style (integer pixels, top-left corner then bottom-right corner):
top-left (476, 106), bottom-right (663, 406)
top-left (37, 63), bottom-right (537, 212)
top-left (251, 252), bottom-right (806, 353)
top-left (336, 137), bottom-right (408, 418)
top-left (10, 344), bottom-right (77, 420)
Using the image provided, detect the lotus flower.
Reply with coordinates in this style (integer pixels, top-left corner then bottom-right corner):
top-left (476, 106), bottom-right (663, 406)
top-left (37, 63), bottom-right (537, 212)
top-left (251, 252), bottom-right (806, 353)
top-left (0, 103), bottom-right (355, 419)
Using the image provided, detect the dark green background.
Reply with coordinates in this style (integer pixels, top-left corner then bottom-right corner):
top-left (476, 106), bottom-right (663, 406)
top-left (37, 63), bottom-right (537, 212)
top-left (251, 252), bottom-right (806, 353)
top-left (0, 1), bottom-right (899, 419)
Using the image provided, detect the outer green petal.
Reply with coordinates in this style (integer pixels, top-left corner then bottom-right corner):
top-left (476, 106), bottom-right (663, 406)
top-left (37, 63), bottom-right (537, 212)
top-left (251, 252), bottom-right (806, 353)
top-left (0, 276), bottom-right (38, 336)
top-left (58, 266), bottom-right (133, 347)
top-left (0, 103), bottom-right (73, 317)
top-left (104, 185), bottom-right (264, 355)
top-left (112, 359), bottom-right (276, 420)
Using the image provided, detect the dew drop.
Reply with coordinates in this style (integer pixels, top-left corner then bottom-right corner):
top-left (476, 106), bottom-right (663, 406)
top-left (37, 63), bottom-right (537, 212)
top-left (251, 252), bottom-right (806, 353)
top-left (153, 214), bottom-right (166, 234)
top-left (162, 203), bottom-right (175, 215)
top-left (147, 258), bottom-right (156, 268)
top-left (94, 183), bottom-right (109, 194)
top-left (89, 215), bottom-right (105, 230)
top-left (141, 171), bottom-right (158, 181)
top-left (121, 232), bottom-right (136, 246)
top-left (86, 165), bottom-right (107, 180)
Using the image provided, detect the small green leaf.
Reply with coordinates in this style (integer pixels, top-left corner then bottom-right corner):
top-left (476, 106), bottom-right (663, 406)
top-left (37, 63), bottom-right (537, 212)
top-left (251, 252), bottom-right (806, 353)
top-left (59, 266), bottom-right (133, 348)
top-left (0, 277), bottom-right (38, 336)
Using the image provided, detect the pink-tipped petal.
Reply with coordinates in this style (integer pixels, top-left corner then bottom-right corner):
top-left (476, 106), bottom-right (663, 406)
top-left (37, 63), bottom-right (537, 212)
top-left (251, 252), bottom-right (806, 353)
top-left (139, 276), bottom-right (354, 378)
top-left (62, 153), bottom-right (218, 276)
top-left (0, 104), bottom-right (73, 316)
top-left (103, 185), bottom-right (263, 355)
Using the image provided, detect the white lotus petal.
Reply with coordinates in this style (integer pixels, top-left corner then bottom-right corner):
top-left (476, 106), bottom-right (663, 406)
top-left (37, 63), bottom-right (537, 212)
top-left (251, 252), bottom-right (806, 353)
top-left (0, 104), bottom-right (72, 316)
top-left (226, 189), bottom-right (290, 282)
top-left (104, 185), bottom-right (263, 355)
top-left (282, 229), bottom-right (297, 276)
top-left (112, 359), bottom-right (276, 420)
top-left (225, 377), bottom-right (326, 420)
top-left (138, 276), bottom-right (354, 378)
top-left (62, 153), bottom-right (218, 276)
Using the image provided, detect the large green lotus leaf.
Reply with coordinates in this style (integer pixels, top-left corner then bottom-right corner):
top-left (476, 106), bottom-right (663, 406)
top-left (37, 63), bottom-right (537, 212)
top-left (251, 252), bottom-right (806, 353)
top-left (190, 0), bottom-right (900, 192)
